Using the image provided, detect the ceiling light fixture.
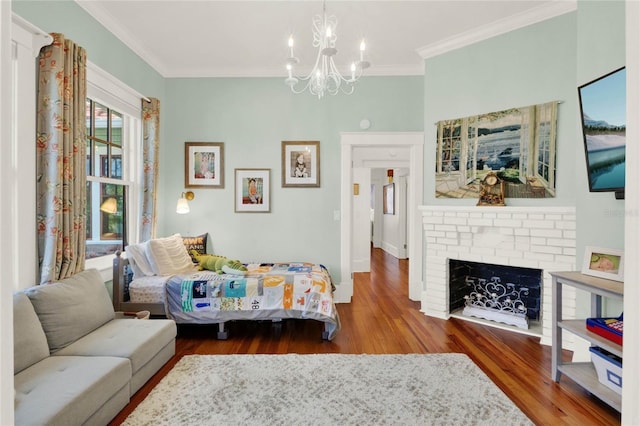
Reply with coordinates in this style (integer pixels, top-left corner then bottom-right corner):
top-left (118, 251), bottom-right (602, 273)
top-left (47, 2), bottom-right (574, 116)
top-left (285, 0), bottom-right (369, 99)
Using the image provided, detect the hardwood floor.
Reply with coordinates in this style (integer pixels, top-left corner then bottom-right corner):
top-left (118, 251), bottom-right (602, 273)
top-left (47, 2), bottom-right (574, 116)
top-left (109, 248), bottom-right (621, 425)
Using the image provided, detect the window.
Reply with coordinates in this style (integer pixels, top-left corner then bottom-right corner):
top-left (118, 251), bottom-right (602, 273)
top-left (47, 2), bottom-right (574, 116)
top-left (85, 62), bottom-right (142, 268)
top-left (85, 100), bottom-right (127, 259)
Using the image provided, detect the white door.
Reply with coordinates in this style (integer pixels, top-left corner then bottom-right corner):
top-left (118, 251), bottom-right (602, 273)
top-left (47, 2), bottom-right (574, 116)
top-left (351, 167), bottom-right (371, 272)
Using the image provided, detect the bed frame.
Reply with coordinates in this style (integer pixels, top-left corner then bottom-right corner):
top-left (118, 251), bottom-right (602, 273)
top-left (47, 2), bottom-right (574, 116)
top-left (112, 251), bottom-right (333, 340)
top-left (112, 251), bottom-right (165, 316)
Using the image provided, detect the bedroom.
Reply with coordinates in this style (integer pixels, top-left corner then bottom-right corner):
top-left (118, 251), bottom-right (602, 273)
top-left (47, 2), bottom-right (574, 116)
top-left (1, 0), bottom-right (639, 424)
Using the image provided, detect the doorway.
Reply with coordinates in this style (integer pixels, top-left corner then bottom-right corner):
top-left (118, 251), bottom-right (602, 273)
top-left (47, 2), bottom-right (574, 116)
top-left (338, 132), bottom-right (424, 303)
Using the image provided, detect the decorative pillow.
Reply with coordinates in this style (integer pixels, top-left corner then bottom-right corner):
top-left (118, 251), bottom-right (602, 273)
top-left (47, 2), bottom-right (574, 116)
top-left (125, 241), bottom-right (154, 278)
top-left (147, 233), bottom-right (197, 276)
top-left (182, 233), bottom-right (208, 263)
top-left (25, 269), bottom-right (115, 353)
top-left (13, 293), bottom-right (50, 374)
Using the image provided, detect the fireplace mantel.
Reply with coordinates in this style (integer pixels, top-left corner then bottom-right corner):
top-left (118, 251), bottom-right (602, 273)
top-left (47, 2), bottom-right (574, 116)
top-left (419, 205), bottom-right (577, 346)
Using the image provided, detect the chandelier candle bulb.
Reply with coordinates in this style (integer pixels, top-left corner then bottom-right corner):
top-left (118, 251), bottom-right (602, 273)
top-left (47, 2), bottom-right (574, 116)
top-left (284, 0), bottom-right (369, 98)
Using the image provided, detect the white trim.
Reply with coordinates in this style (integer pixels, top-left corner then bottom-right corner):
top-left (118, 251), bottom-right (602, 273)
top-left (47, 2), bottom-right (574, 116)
top-left (623, 2), bottom-right (640, 423)
top-left (11, 13), bottom-right (52, 55)
top-left (340, 132), bottom-right (424, 302)
top-left (1, 3), bottom-right (14, 424)
top-left (87, 61), bottom-right (146, 117)
top-left (76, 1), bottom-right (169, 77)
top-left (417, 1), bottom-right (577, 59)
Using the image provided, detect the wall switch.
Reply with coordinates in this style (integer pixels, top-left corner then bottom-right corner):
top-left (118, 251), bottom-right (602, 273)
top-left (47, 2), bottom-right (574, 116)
top-left (333, 210), bottom-right (341, 221)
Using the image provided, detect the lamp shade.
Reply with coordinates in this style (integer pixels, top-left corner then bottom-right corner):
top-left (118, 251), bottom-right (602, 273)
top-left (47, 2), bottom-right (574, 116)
top-left (176, 194), bottom-right (190, 214)
top-left (100, 197), bottom-right (118, 214)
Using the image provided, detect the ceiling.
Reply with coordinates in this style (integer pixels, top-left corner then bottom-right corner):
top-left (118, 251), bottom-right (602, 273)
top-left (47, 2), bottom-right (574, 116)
top-left (76, 0), bottom-right (576, 78)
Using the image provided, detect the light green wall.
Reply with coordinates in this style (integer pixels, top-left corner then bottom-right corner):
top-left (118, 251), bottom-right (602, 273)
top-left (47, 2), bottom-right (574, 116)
top-left (12, 0), bottom-right (165, 101)
top-left (575, 1), bottom-right (625, 255)
top-left (162, 76), bottom-right (424, 280)
top-left (14, 0), bottom-right (625, 291)
top-left (424, 12), bottom-right (578, 207)
top-left (575, 0), bottom-right (625, 315)
top-left (423, 0), bottom-right (625, 315)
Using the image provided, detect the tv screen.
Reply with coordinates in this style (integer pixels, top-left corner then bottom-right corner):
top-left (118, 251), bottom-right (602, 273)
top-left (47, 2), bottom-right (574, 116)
top-left (578, 67), bottom-right (626, 197)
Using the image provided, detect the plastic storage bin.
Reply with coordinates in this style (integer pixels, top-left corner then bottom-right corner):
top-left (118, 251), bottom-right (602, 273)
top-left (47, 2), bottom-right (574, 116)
top-left (589, 346), bottom-right (622, 395)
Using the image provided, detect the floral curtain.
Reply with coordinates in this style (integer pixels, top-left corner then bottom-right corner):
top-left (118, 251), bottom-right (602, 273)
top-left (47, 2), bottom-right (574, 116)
top-left (36, 33), bottom-right (87, 284)
top-left (140, 98), bottom-right (160, 242)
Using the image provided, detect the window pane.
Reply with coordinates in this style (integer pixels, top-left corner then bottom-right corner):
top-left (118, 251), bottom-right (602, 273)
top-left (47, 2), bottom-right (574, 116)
top-left (93, 102), bottom-right (109, 142)
top-left (111, 148), bottom-right (122, 179)
top-left (96, 142), bottom-right (109, 178)
top-left (111, 110), bottom-right (122, 147)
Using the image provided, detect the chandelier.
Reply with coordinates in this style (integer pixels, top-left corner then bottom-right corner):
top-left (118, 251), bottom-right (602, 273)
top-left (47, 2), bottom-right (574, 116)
top-left (285, 1), bottom-right (370, 98)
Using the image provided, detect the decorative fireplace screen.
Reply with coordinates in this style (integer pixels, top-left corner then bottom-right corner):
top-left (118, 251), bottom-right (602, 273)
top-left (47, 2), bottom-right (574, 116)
top-left (449, 260), bottom-right (542, 329)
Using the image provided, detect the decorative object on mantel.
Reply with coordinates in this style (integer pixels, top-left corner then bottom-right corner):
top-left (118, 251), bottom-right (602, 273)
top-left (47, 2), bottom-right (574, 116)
top-left (581, 246), bottom-right (624, 282)
top-left (462, 275), bottom-right (530, 329)
top-left (477, 171), bottom-right (505, 206)
top-left (285, 0), bottom-right (370, 98)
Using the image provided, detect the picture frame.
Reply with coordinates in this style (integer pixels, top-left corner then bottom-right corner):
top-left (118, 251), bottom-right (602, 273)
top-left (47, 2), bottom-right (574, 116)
top-left (383, 183), bottom-right (395, 215)
top-left (581, 246), bottom-right (624, 282)
top-left (281, 141), bottom-right (320, 187)
top-left (235, 168), bottom-right (270, 213)
top-left (185, 142), bottom-right (224, 188)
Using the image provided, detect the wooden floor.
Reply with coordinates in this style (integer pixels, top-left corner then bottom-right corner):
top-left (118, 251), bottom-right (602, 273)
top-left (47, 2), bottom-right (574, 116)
top-left (110, 248), bottom-right (621, 425)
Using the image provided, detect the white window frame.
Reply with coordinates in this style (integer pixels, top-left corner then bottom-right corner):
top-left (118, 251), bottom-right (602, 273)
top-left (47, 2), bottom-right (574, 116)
top-left (85, 61), bottom-right (143, 279)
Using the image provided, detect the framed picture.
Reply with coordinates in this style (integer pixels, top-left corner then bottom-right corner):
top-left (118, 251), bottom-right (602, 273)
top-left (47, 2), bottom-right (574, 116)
top-left (235, 168), bottom-right (270, 213)
top-left (281, 141), bottom-right (320, 187)
top-left (185, 142), bottom-right (224, 188)
top-left (581, 246), bottom-right (624, 282)
top-left (383, 183), bottom-right (395, 215)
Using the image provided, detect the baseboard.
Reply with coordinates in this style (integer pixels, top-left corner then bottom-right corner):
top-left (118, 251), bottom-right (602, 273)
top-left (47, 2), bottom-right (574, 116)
top-left (333, 280), bottom-right (353, 303)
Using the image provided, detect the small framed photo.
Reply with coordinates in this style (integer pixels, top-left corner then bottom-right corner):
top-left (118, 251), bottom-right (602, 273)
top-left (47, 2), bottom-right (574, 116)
top-left (185, 142), bottom-right (224, 188)
top-left (383, 183), bottom-right (395, 215)
top-left (581, 246), bottom-right (624, 282)
top-left (235, 168), bottom-right (270, 213)
top-left (281, 141), bottom-right (320, 187)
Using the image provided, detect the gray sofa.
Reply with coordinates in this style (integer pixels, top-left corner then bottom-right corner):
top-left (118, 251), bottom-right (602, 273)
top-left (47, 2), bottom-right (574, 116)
top-left (13, 269), bottom-right (177, 426)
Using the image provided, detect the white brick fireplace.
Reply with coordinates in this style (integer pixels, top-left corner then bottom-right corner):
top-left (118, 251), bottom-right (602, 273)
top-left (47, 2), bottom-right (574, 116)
top-left (419, 205), bottom-right (577, 346)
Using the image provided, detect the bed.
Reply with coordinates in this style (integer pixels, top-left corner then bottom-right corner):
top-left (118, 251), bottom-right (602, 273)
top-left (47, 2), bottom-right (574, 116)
top-left (112, 240), bottom-right (341, 340)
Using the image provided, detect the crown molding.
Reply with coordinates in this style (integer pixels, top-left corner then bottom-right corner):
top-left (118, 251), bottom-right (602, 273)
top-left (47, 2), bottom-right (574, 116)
top-left (416, 0), bottom-right (577, 60)
top-left (162, 63), bottom-right (425, 79)
top-left (75, 0), bottom-right (171, 77)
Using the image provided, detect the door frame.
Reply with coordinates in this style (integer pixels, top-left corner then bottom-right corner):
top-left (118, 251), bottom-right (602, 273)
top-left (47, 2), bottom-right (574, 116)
top-left (337, 132), bottom-right (424, 302)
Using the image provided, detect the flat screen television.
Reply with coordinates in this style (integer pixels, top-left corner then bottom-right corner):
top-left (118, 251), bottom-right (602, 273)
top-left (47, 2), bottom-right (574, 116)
top-left (578, 67), bottom-right (626, 199)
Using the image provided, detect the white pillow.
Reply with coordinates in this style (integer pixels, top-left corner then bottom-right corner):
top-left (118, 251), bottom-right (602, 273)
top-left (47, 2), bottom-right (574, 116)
top-left (125, 241), bottom-right (155, 277)
top-left (146, 233), bottom-right (196, 276)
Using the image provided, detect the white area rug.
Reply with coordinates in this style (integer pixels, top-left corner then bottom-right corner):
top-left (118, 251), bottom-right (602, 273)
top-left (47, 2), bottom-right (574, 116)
top-left (123, 353), bottom-right (533, 426)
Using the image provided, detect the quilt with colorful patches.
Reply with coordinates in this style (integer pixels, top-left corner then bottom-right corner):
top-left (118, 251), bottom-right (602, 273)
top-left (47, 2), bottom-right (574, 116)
top-left (164, 263), bottom-right (340, 339)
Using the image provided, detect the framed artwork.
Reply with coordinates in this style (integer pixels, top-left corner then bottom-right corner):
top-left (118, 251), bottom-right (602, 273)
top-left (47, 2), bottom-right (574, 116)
top-left (235, 168), bottom-right (270, 213)
top-left (383, 183), bottom-right (395, 215)
top-left (281, 141), bottom-right (320, 187)
top-left (185, 142), bottom-right (224, 188)
top-left (581, 246), bottom-right (624, 282)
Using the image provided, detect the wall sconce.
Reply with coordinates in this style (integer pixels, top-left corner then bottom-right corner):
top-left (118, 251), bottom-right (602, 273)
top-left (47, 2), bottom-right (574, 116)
top-left (100, 197), bottom-right (118, 214)
top-left (176, 191), bottom-right (195, 214)
top-left (387, 169), bottom-right (394, 184)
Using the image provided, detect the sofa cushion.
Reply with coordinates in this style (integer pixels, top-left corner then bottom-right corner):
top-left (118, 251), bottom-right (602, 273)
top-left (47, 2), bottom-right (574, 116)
top-left (25, 269), bottom-right (115, 353)
top-left (13, 293), bottom-right (50, 374)
top-left (14, 355), bottom-right (131, 426)
top-left (53, 318), bottom-right (176, 375)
